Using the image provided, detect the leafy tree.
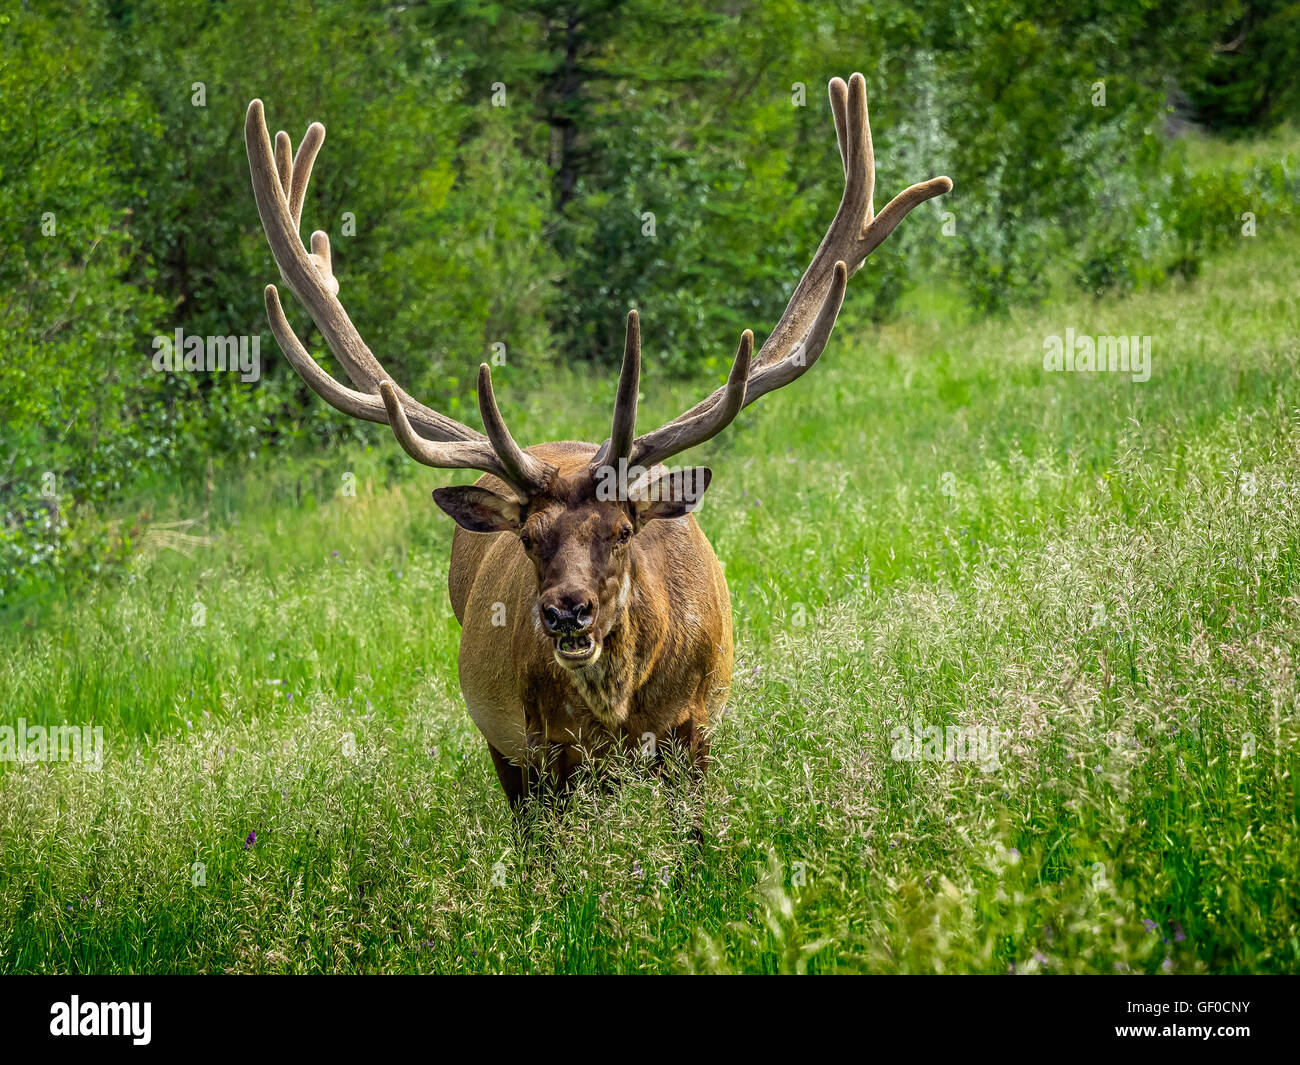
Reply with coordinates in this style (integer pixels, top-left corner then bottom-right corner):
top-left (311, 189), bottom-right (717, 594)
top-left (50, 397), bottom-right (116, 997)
top-left (1186, 1), bottom-right (1300, 134)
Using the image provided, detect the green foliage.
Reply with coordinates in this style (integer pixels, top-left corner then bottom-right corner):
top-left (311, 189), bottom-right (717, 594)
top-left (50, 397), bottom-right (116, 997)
top-left (1185, 0), bottom-right (1300, 134)
top-left (3, 0), bottom-right (1299, 603)
top-left (0, 5), bottom-right (168, 592)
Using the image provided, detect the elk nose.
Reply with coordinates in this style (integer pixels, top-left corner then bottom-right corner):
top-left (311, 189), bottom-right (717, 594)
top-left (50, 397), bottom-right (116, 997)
top-left (540, 595), bottom-right (594, 634)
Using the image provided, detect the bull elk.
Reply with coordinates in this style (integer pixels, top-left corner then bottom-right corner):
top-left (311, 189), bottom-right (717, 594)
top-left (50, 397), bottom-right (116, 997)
top-left (244, 75), bottom-right (951, 806)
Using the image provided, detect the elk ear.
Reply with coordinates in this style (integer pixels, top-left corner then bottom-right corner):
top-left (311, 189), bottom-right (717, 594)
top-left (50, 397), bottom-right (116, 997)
top-left (433, 485), bottom-right (523, 533)
top-left (631, 466), bottom-right (713, 525)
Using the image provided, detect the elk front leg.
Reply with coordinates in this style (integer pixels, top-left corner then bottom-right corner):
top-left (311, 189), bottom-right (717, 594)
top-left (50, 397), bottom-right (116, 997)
top-left (487, 741), bottom-right (535, 809)
top-left (666, 713), bottom-right (711, 772)
top-left (521, 700), bottom-right (589, 801)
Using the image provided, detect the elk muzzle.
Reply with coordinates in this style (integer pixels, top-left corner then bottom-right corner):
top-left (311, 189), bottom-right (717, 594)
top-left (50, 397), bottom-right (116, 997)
top-left (539, 589), bottom-right (599, 666)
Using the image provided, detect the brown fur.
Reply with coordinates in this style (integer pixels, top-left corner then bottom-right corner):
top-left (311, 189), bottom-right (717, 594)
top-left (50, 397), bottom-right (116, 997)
top-left (447, 442), bottom-right (732, 802)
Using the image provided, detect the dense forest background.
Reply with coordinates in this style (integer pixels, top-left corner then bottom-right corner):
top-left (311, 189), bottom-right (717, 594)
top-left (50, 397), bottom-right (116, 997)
top-left (2, 0), bottom-right (1298, 606)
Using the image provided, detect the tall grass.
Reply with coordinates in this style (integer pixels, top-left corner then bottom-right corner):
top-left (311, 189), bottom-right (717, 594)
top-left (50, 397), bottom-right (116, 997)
top-left (1, 235), bottom-right (1297, 972)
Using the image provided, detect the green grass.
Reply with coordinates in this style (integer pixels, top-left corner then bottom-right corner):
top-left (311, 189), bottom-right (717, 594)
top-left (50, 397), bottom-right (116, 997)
top-left (2, 234), bottom-right (1299, 973)
top-left (1181, 121), bottom-right (1300, 175)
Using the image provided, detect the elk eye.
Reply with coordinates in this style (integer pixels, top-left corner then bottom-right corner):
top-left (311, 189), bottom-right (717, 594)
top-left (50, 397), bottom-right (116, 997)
top-left (617, 524), bottom-right (632, 544)
top-left (519, 532), bottom-right (532, 551)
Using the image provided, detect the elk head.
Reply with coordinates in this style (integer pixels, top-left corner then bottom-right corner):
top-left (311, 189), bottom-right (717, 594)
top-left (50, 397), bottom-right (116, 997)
top-left (419, 309), bottom-right (728, 668)
top-left (244, 76), bottom-right (952, 670)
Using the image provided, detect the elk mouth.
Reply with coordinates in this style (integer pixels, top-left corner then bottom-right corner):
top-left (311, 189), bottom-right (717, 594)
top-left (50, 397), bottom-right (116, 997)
top-left (553, 631), bottom-right (599, 667)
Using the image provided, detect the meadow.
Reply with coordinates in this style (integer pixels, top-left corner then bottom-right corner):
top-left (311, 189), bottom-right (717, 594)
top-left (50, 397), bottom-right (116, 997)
top-left (1, 232), bottom-right (1298, 974)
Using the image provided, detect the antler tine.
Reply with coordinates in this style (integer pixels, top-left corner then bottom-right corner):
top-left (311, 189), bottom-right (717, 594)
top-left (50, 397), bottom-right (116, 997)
top-left (839, 73), bottom-right (874, 222)
top-left (308, 230), bottom-right (339, 296)
top-left (477, 364), bottom-right (554, 494)
top-left (829, 78), bottom-right (849, 179)
top-left (264, 285), bottom-right (390, 425)
top-left (624, 74), bottom-right (950, 469)
top-left (289, 122), bottom-right (325, 229)
top-left (628, 330), bottom-right (753, 469)
top-left (596, 310), bottom-right (642, 467)
top-left (590, 309), bottom-right (644, 469)
top-left (377, 380), bottom-right (548, 496)
top-left (274, 130), bottom-right (293, 197)
top-left (861, 176), bottom-right (954, 258)
top-left (263, 280), bottom-right (474, 441)
top-left (245, 99), bottom-right (484, 445)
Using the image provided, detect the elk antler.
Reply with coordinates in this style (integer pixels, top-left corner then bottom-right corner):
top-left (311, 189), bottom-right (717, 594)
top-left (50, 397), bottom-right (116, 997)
top-left (244, 99), bottom-right (555, 496)
top-left (598, 73), bottom-right (952, 472)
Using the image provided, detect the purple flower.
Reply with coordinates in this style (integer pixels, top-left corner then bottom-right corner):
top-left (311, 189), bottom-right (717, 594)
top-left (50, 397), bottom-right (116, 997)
top-left (1172, 921), bottom-right (1186, 943)
top-left (1143, 919), bottom-right (1158, 932)
top-left (244, 830), bottom-right (257, 849)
